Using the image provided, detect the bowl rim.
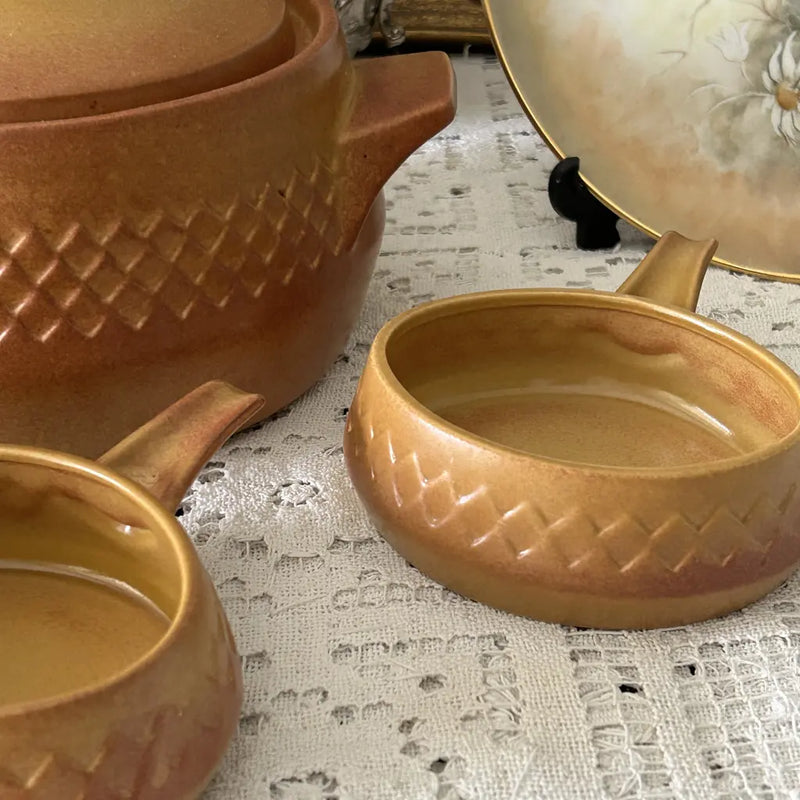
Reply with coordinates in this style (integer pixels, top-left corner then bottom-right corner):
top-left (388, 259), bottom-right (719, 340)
top-left (369, 287), bottom-right (800, 478)
top-left (0, 444), bottom-right (197, 718)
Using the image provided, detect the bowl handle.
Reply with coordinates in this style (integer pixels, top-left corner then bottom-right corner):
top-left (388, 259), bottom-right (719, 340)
top-left (336, 51), bottom-right (456, 250)
top-left (616, 231), bottom-right (719, 312)
top-left (97, 381), bottom-right (264, 512)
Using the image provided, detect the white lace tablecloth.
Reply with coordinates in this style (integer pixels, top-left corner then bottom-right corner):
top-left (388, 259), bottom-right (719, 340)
top-left (197, 55), bottom-right (800, 800)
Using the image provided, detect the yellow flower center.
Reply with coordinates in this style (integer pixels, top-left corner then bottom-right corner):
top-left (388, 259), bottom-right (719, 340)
top-left (776, 82), bottom-right (800, 111)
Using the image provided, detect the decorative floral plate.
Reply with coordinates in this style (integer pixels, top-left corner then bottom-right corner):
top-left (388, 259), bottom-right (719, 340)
top-left (484, 0), bottom-right (800, 282)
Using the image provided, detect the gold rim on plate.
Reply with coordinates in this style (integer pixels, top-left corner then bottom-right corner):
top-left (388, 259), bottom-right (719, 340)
top-left (484, 0), bottom-right (800, 284)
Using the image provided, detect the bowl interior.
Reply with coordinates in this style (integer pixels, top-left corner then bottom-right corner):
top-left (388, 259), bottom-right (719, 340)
top-left (0, 459), bottom-right (182, 707)
top-left (385, 296), bottom-right (800, 469)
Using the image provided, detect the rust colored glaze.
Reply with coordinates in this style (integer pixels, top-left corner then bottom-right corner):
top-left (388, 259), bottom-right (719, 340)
top-left (0, 0), bottom-right (456, 458)
top-left (0, 381), bottom-right (263, 800)
top-left (344, 233), bottom-right (800, 629)
top-left (0, 0), bottom-right (295, 122)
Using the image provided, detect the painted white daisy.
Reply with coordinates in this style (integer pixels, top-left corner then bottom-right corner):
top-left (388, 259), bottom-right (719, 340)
top-left (761, 31), bottom-right (800, 144)
top-left (704, 29), bottom-right (800, 146)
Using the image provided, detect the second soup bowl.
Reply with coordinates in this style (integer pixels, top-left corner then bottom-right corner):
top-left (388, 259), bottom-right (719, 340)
top-left (344, 233), bottom-right (800, 629)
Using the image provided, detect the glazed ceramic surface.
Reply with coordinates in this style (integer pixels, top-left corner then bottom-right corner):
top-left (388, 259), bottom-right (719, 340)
top-left (0, 381), bottom-right (262, 799)
top-left (0, 0), bottom-right (455, 458)
top-left (0, 0), bottom-right (294, 122)
top-left (344, 233), bottom-right (800, 629)
top-left (485, 0), bottom-right (800, 282)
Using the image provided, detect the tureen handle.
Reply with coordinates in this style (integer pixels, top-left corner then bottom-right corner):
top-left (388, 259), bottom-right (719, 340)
top-left (617, 231), bottom-right (719, 312)
top-left (98, 381), bottom-right (264, 512)
top-left (336, 51), bottom-right (456, 250)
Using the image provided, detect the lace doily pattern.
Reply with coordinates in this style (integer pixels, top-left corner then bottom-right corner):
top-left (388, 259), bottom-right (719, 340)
top-left (184, 55), bottom-right (800, 799)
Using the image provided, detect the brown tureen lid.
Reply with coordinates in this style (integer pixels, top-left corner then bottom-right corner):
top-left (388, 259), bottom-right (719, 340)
top-left (0, 0), bottom-right (293, 122)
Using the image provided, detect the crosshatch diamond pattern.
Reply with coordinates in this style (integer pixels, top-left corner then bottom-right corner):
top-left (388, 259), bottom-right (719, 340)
top-left (349, 407), bottom-right (800, 576)
top-left (0, 155), bottom-right (341, 343)
top-left (0, 706), bottom-right (223, 799)
top-left (0, 598), bottom-right (239, 799)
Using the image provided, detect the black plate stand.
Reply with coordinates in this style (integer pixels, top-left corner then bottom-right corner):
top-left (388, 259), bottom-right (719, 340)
top-left (548, 156), bottom-right (620, 250)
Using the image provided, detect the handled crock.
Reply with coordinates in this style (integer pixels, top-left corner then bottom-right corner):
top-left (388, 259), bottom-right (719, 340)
top-left (0, 0), bottom-right (456, 458)
top-left (0, 381), bottom-right (263, 799)
top-left (344, 233), bottom-right (800, 629)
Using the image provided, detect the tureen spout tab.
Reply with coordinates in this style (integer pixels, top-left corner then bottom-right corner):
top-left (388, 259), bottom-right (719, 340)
top-left (337, 51), bottom-right (456, 249)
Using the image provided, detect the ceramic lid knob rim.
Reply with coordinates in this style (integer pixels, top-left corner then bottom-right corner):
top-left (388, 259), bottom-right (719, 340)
top-left (0, 0), bottom-right (293, 122)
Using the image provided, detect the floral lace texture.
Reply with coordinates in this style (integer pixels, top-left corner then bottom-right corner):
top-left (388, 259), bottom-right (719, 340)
top-left (192, 56), bottom-right (800, 800)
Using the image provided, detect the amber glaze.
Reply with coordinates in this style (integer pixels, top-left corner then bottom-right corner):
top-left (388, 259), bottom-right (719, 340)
top-left (344, 233), bottom-right (800, 629)
top-left (0, 381), bottom-right (263, 799)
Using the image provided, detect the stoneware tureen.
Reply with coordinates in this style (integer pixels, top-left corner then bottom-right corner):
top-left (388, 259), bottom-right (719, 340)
top-left (0, 0), bottom-right (455, 457)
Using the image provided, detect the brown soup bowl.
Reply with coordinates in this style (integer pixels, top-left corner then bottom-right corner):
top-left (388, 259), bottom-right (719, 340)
top-left (0, 382), bottom-right (263, 799)
top-left (344, 233), bottom-right (800, 629)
